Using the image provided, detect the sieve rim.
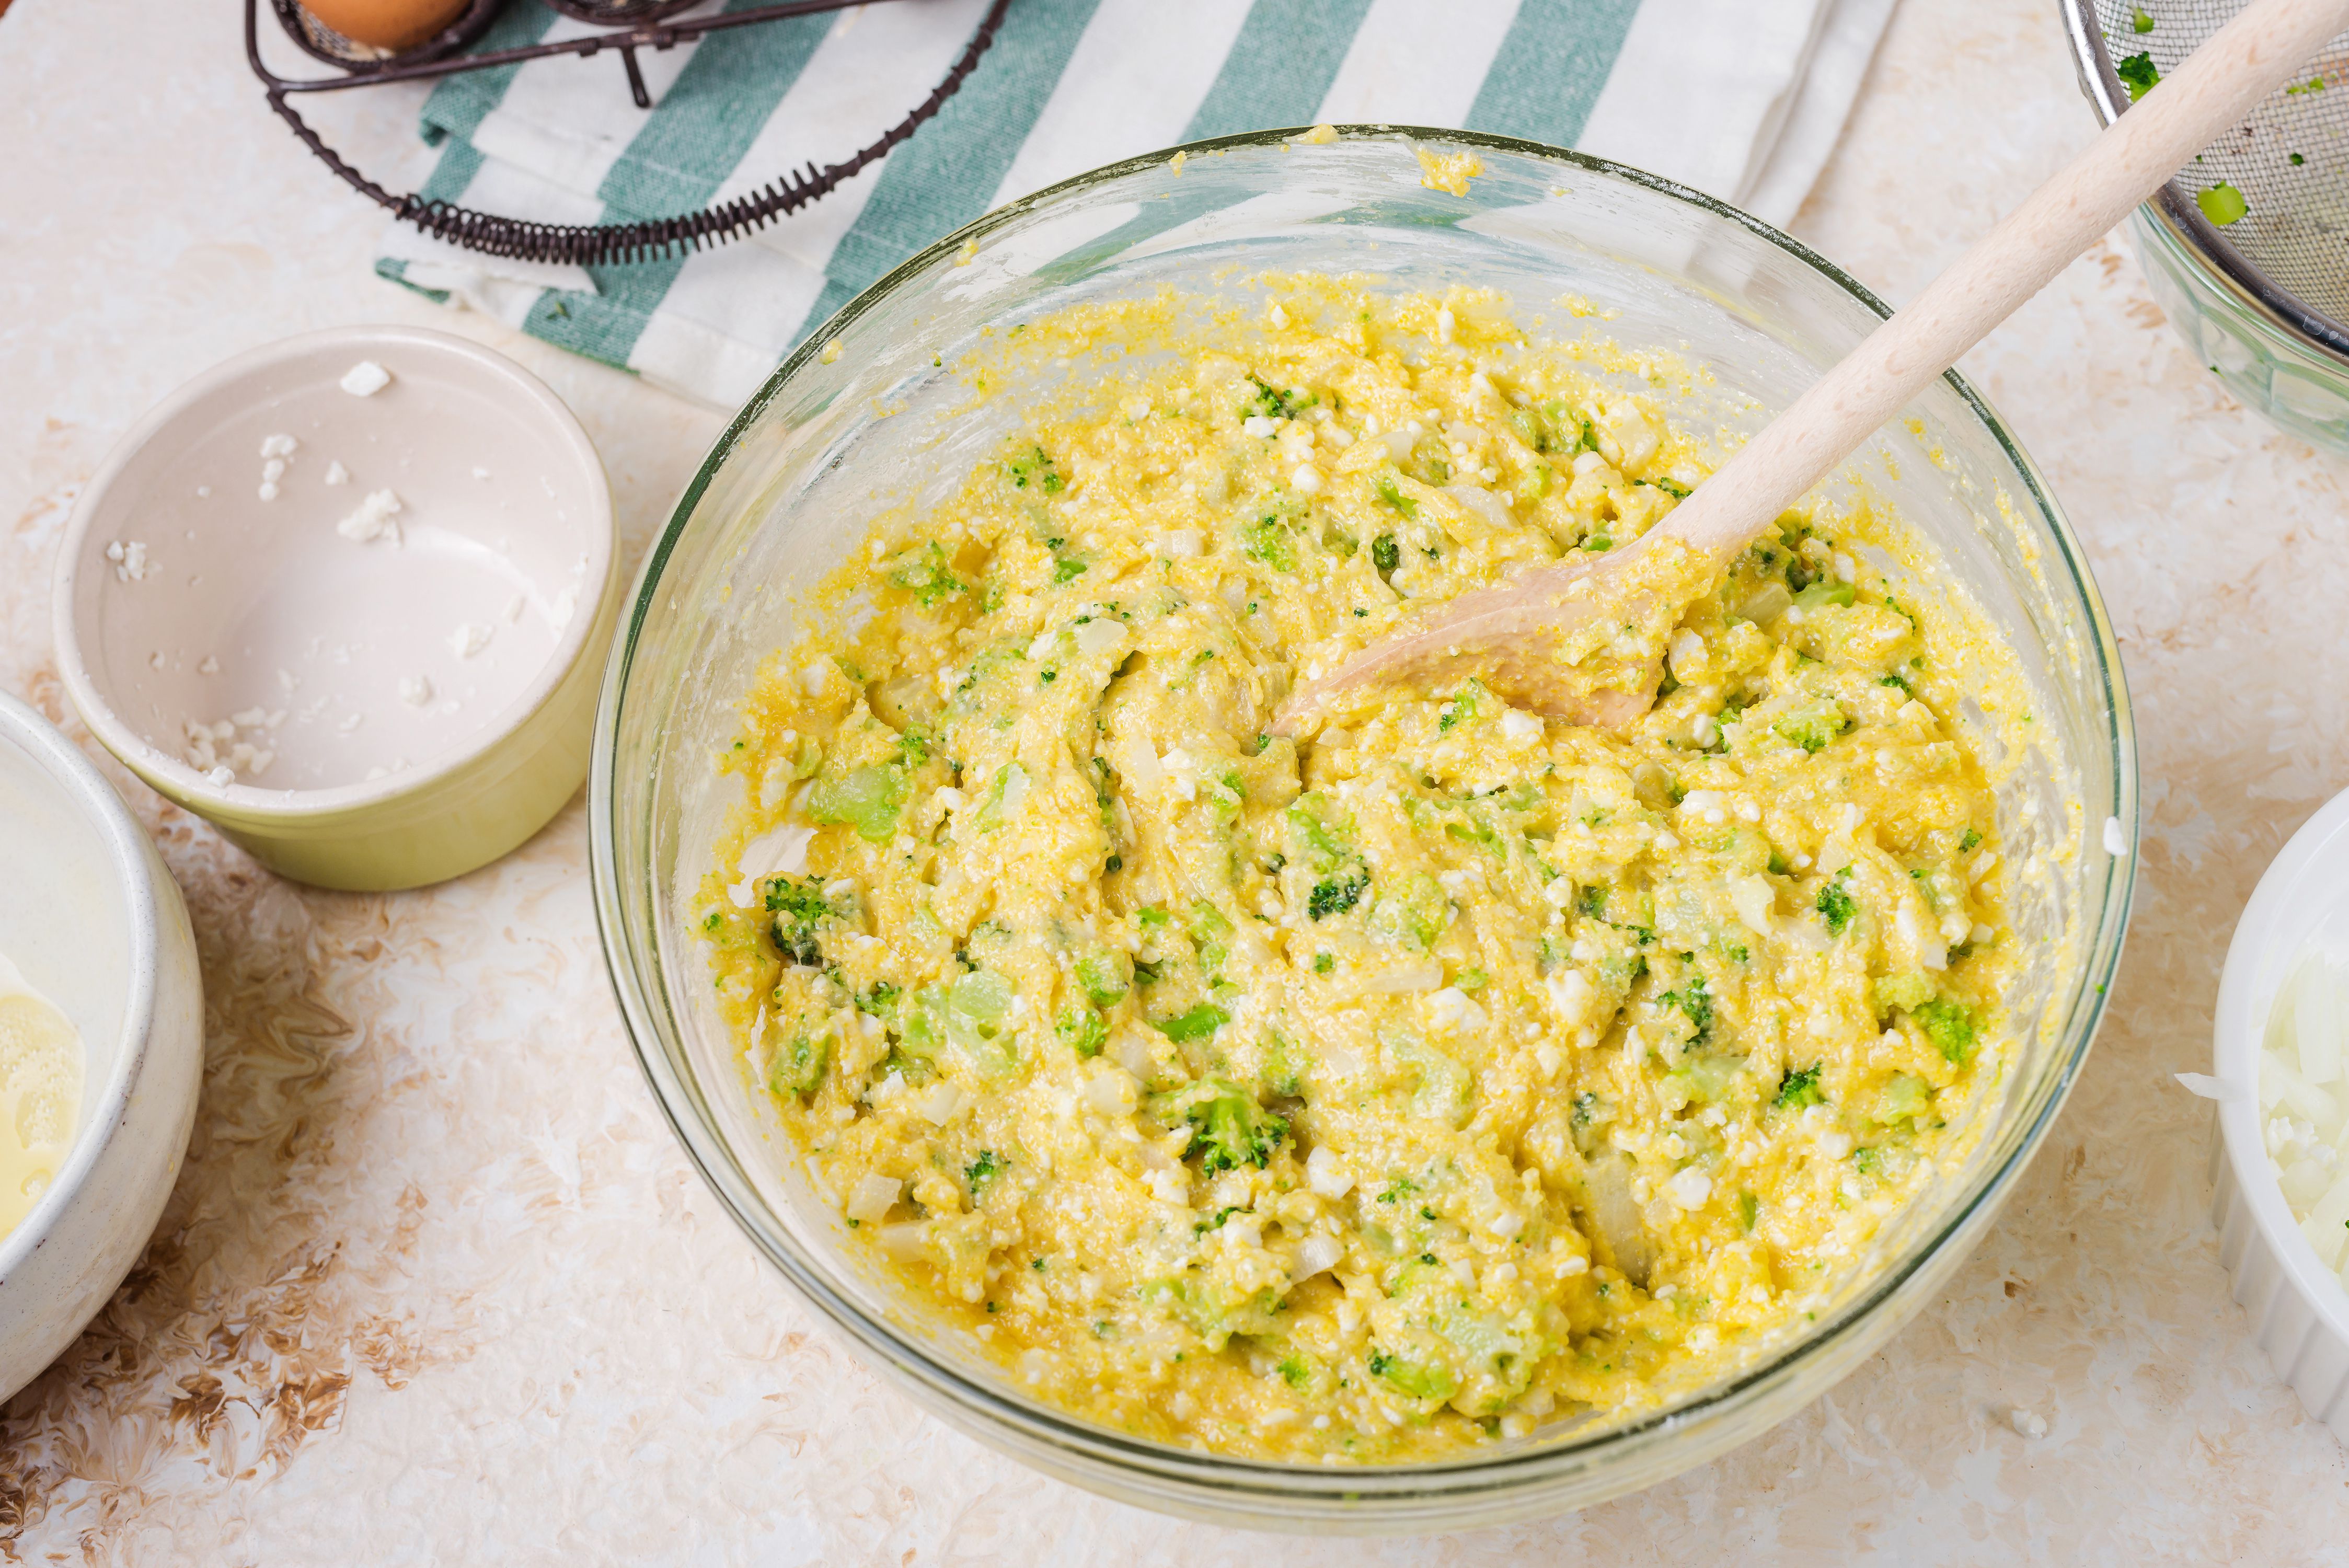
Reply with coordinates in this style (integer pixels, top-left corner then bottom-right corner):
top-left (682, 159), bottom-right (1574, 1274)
top-left (2063, 0), bottom-right (2349, 366)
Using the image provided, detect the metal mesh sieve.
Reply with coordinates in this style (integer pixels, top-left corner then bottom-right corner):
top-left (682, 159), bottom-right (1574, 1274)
top-left (2067, 0), bottom-right (2349, 360)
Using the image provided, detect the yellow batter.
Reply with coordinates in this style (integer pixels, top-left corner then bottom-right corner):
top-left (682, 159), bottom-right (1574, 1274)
top-left (0, 956), bottom-right (82, 1237)
top-left (699, 278), bottom-right (2023, 1461)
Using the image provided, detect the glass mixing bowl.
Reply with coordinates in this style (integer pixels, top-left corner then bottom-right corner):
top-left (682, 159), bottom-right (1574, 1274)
top-left (591, 129), bottom-right (2138, 1534)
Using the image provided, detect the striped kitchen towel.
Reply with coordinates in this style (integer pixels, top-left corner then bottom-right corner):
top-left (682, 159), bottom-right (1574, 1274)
top-left (377, 0), bottom-right (1897, 409)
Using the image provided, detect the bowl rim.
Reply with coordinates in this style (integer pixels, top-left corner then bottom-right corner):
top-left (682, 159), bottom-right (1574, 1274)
top-left (592, 125), bottom-right (2139, 1502)
top-left (50, 323), bottom-right (615, 822)
top-left (2213, 786), bottom-right (2349, 1340)
top-left (0, 691), bottom-right (167, 1276)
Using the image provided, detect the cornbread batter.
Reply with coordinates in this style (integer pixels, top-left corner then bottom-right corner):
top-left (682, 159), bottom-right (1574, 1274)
top-left (700, 279), bottom-right (2024, 1460)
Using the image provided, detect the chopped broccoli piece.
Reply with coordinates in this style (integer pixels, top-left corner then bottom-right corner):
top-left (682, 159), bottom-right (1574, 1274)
top-left (1276, 1354), bottom-right (1311, 1389)
top-left (768, 1030), bottom-right (829, 1098)
top-left (1580, 885), bottom-right (1608, 919)
top-left (1914, 997), bottom-right (1979, 1064)
top-left (1243, 515), bottom-right (1297, 571)
top-left (973, 761), bottom-right (1030, 833)
top-left (1375, 473), bottom-right (1419, 519)
top-left (1960, 827), bottom-right (1983, 852)
top-left (1058, 1009), bottom-right (1107, 1058)
top-left (1776, 699), bottom-right (1849, 754)
top-left (1053, 556), bottom-right (1088, 583)
top-left (1005, 443), bottom-right (1065, 493)
top-left (1738, 1191), bottom-right (1760, 1231)
top-left (1367, 1348), bottom-right (1456, 1402)
top-left (1873, 1072), bottom-right (1931, 1124)
top-left (965, 1149), bottom-right (1006, 1198)
top-left (1775, 1062), bottom-right (1824, 1110)
top-left (1075, 950), bottom-right (1133, 1007)
top-left (888, 541), bottom-right (964, 604)
top-left (1873, 971), bottom-right (1935, 1015)
top-left (1371, 532), bottom-right (1401, 577)
top-left (808, 763), bottom-right (909, 843)
top-left (2115, 51), bottom-right (2159, 100)
top-left (1154, 1003), bottom-right (1230, 1043)
top-left (1660, 970), bottom-right (1714, 1042)
top-left (1245, 375), bottom-right (1303, 421)
top-left (2131, 6), bottom-right (2154, 32)
top-left (2197, 182), bottom-right (2248, 226)
top-left (1171, 1078), bottom-right (1288, 1172)
top-left (1792, 579), bottom-right (1856, 610)
top-left (761, 873), bottom-right (833, 966)
top-left (1816, 870), bottom-right (1857, 936)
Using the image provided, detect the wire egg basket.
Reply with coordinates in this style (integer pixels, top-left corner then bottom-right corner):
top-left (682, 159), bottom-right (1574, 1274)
top-left (246, 0), bottom-right (1010, 268)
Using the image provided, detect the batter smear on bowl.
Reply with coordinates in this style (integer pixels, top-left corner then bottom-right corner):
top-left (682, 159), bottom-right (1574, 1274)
top-left (699, 279), bottom-right (2031, 1461)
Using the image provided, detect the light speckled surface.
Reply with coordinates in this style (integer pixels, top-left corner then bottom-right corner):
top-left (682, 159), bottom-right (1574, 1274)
top-left (3, 1), bottom-right (2346, 1560)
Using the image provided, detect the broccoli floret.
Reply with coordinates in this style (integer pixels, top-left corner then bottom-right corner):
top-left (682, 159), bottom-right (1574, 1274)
top-left (1816, 869), bottom-right (1857, 935)
top-left (1775, 699), bottom-right (1849, 755)
top-left (1579, 885), bottom-right (1608, 919)
top-left (1775, 1062), bottom-right (1824, 1110)
top-left (1660, 969), bottom-right (1714, 1042)
top-left (1173, 1078), bottom-right (1288, 1172)
top-left (1371, 532), bottom-right (1401, 576)
top-left (965, 1149), bottom-right (1006, 1199)
top-left (1913, 998), bottom-right (1978, 1064)
top-left (1053, 555), bottom-right (1088, 583)
top-left (2115, 50), bottom-right (2159, 100)
top-left (1307, 874), bottom-right (1366, 919)
top-left (762, 874), bottom-right (833, 966)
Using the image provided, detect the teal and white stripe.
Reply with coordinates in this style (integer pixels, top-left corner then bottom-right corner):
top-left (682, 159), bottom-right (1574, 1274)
top-left (379, 0), bottom-right (1892, 407)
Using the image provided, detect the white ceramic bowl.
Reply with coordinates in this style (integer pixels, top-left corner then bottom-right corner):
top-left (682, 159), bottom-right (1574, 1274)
top-left (52, 325), bottom-right (620, 892)
top-left (2211, 785), bottom-right (2349, 1440)
top-left (0, 693), bottom-right (202, 1400)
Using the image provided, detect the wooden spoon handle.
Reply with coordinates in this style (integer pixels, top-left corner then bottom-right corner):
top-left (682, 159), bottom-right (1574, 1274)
top-left (1655, 0), bottom-right (2349, 563)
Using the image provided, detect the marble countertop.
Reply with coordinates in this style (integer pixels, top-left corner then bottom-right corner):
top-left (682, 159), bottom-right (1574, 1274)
top-left (4, 0), bottom-right (2346, 1560)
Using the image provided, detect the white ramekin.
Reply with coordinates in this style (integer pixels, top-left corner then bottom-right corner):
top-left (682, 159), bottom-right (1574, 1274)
top-left (51, 325), bottom-right (618, 892)
top-left (0, 693), bottom-right (204, 1399)
top-left (2210, 785), bottom-right (2349, 1442)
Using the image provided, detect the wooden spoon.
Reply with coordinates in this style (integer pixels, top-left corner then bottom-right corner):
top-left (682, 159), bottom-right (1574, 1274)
top-left (1275, 0), bottom-right (2349, 734)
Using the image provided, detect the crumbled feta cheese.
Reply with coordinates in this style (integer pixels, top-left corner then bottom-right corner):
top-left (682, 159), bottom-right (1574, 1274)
top-left (2008, 1406), bottom-right (2048, 1439)
top-left (1291, 463), bottom-right (1323, 494)
top-left (104, 540), bottom-right (150, 583)
top-left (1306, 1144), bottom-right (1353, 1198)
top-left (1664, 1168), bottom-right (1712, 1209)
top-left (1156, 529), bottom-right (1203, 558)
top-left (2103, 816), bottom-right (2128, 857)
top-left (447, 622), bottom-right (493, 659)
top-left (324, 460), bottom-right (349, 486)
top-left (339, 360), bottom-right (392, 397)
top-left (1500, 708), bottom-right (1541, 744)
top-left (259, 433), bottom-right (298, 459)
top-left (398, 675), bottom-right (433, 708)
top-left (1241, 416), bottom-right (1278, 440)
top-left (336, 489), bottom-right (404, 545)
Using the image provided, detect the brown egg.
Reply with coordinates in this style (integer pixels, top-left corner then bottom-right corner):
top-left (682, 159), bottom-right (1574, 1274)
top-left (301, 0), bottom-right (475, 52)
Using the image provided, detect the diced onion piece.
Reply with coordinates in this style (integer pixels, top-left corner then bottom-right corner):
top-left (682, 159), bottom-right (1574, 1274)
top-left (846, 1174), bottom-right (901, 1223)
top-left (1292, 1233), bottom-right (1344, 1281)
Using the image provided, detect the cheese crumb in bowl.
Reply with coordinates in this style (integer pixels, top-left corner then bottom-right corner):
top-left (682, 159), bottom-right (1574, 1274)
top-left (339, 360), bottom-right (392, 397)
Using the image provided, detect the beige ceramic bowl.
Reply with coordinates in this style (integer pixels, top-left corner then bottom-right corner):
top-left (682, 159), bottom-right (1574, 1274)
top-left (52, 326), bottom-right (618, 891)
